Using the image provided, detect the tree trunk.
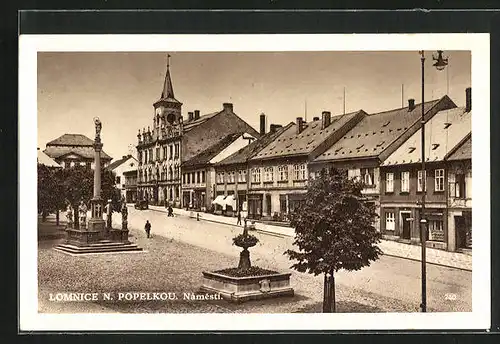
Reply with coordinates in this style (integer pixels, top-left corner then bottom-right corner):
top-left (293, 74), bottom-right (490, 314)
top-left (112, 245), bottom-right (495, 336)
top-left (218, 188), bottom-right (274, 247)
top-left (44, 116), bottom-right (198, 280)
top-left (42, 210), bottom-right (47, 222)
top-left (238, 248), bottom-right (251, 269)
top-left (56, 209), bottom-right (60, 226)
top-left (323, 270), bottom-right (336, 313)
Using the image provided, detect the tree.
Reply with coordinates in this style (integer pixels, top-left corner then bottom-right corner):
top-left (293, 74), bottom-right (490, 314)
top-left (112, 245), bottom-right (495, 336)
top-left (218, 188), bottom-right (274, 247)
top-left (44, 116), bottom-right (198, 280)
top-left (285, 167), bottom-right (382, 312)
top-left (57, 165), bottom-right (121, 229)
top-left (37, 164), bottom-right (66, 223)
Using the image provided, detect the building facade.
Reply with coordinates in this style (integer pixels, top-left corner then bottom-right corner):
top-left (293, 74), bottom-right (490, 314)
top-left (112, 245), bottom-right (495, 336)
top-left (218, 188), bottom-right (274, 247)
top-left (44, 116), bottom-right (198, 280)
top-left (123, 169), bottom-right (138, 203)
top-left (106, 155), bottom-right (138, 201)
top-left (44, 133), bottom-right (112, 169)
top-left (380, 92), bottom-right (471, 251)
top-left (136, 57), bottom-right (259, 207)
top-left (310, 96), bottom-right (457, 232)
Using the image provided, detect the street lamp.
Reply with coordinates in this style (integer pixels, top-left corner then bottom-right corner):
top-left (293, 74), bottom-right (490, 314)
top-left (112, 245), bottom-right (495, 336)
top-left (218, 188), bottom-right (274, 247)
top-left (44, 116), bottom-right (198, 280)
top-left (419, 50), bottom-right (448, 313)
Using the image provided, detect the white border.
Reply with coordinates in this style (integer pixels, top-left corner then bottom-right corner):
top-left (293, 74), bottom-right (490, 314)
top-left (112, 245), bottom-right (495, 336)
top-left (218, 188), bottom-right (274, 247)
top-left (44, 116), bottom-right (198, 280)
top-left (19, 34), bottom-right (490, 331)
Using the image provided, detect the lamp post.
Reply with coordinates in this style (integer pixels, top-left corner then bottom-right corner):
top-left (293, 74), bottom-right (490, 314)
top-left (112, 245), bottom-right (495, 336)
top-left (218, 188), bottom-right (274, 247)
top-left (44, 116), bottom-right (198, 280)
top-left (419, 50), bottom-right (448, 312)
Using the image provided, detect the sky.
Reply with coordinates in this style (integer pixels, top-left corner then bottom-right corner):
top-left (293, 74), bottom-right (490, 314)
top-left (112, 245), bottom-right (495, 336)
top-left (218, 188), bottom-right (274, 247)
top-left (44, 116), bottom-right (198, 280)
top-left (37, 51), bottom-right (471, 162)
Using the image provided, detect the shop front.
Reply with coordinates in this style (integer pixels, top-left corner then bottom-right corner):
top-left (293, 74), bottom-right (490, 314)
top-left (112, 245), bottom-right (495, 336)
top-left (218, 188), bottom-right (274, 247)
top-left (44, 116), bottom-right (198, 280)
top-left (247, 194), bottom-right (263, 220)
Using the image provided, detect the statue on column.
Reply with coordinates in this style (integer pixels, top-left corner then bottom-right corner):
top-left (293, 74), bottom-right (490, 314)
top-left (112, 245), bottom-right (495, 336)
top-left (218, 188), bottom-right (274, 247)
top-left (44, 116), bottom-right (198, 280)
top-left (94, 117), bottom-right (102, 142)
top-left (78, 200), bottom-right (88, 230)
top-left (106, 199), bottom-right (113, 229)
top-left (65, 203), bottom-right (73, 229)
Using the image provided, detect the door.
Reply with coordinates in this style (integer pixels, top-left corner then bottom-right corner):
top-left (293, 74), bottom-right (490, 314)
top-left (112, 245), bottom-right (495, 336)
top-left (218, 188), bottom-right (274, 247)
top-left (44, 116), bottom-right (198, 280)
top-left (266, 194), bottom-right (271, 216)
top-left (455, 216), bottom-right (467, 249)
top-left (401, 212), bottom-right (411, 240)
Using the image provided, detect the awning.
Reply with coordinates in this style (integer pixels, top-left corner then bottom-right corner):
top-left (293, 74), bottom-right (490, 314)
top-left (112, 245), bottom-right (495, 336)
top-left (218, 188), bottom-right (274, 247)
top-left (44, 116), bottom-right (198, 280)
top-left (223, 195), bottom-right (237, 209)
top-left (212, 195), bottom-right (226, 206)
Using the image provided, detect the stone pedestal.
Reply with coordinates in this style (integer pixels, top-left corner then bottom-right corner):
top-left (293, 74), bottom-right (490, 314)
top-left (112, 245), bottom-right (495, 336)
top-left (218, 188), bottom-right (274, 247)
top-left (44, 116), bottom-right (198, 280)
top-left (88, 197), bottom-right (106, 236)
top-left (109, 229), bottom-right (130, 243)
top-left (66, 228), bottom-right (101, 246)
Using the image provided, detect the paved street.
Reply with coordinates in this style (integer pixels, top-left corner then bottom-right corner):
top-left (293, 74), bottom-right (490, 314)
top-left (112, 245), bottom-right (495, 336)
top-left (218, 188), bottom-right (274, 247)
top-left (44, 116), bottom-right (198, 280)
top-left (113, 206), bottom-right (471, 312)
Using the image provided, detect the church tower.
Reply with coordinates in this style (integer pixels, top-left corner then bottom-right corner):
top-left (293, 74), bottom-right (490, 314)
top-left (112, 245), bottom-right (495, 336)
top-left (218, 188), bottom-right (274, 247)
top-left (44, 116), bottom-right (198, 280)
top-left (153, 54), bottom-right (183, 135)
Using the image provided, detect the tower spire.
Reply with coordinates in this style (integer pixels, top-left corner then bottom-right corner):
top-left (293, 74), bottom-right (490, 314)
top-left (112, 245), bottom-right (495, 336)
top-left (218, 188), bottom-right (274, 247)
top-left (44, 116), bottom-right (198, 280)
top-left (161, 54), bottom-right (175, 99)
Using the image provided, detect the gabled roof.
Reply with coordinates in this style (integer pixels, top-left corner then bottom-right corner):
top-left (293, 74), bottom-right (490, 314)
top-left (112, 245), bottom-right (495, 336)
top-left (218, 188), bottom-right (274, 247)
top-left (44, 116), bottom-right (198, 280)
top-left (37, 149), bottom-right (62, 168)
top-left (216, 123), bottom-right (292, 166)
top-left (106, 154), bottom-right (137, 171)
top-left (445, 133), bottom-right (472, 161)
top-left (382, 107), bottom-right (471, 166)
top-left (182, 133), bottom-right (244, 168)
top-left (251, 111), bottom-right (362, 160)
top-left (46, 133), bottom-right (95, 147)
top-left (314, 99), bottom-right (441, 162)
top-left (182, 111), bottom-right (220, 132)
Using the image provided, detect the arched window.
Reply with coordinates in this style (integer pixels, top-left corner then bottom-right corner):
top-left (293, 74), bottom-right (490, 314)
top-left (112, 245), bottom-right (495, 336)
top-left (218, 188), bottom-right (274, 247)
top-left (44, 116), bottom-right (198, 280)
top-left (168, 166), bottom-right (173, 180)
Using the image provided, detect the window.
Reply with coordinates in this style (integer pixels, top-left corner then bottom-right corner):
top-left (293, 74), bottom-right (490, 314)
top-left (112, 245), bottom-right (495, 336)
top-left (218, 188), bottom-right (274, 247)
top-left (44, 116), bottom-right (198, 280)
top-left (264, 167), bottom-right (274, 182)
top-left (417, 170), bottom-right (427, 192)
top-left (187, 173), bottom-right (191, 184)
top-left (197, 171), bottom-right (201, 184)
top-left (217, 172), bottom-right (224, 184)
top-left (348, 168), bottom-right (361, 181)
top-left (138, 151), bottom-right (142, 164)
top-left (228, 171), bottom-right (235, 183)
top-left (192, 172), bottom-right (196, 184)
top-left (386, 173), bottom-right (394, 192)
top-left (435, 169), bottom-right (445, 191)
top-left (169, 145), bottom-right (173, 159)
top-left (156, 147), bottom-right (160, 161)
top-left (401, 171), bottom-right (410, 192)
top-left (143, 151), bottom-right (147, 164)
top-left (293, 164), bottom-right (306, 181)
top-left (149, 149), bottom-right (153, 163)
top-left (163, 147), bottom-right (168, 160)
top-left (238, 170), bottom-right (246, 183)
top-left (385, 211), bottom-right (395, 231)
top-left (201, 171), bottom-right (206, 183)
top-left (168, 167), bottom-right (173, 181)
top-left (428, 219), bottom-right (444, 241)
top-left (455, 173), bottom-right (466, 198)
top-left (361, 168), bottom-right (375, 186)
top-left (182, 173), bottom-right (186, 184)
top-left (116, 176), bottom-right (121, 185)
top-left (174, 143), bottom-right (180, 159)
top-left (278, 165), bottom-right (289, 182)
top-left (251, 168), bottom-right (261, 183)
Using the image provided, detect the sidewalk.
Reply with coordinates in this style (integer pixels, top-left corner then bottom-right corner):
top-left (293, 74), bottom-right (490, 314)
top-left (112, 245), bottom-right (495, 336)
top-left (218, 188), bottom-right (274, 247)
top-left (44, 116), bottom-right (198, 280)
top-left (149, 205), bottom-right (472, 271)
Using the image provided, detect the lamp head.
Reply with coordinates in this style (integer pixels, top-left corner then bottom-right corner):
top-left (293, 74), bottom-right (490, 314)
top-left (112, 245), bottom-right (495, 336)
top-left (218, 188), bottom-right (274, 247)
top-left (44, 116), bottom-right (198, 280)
top-left (432, 50), bottom-right (449, 71)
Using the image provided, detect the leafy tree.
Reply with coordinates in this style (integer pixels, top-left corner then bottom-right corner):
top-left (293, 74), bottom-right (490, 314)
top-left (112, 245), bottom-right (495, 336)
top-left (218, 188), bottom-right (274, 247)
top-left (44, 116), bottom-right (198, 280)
top-left (57, 165), bottom-right (121, 229)
top-left (285, 167), bottom-right (382, 312)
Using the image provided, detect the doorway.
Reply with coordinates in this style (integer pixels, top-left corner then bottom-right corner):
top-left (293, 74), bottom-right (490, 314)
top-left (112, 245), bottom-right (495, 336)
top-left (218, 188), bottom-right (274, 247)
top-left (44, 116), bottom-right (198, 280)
top-left (400, 211), bottom-right (412, 240)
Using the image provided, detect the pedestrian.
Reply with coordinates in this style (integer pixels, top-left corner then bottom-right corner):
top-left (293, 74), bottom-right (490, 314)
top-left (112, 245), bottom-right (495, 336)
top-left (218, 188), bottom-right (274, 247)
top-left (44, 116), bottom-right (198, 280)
top-left (144, 220), bottom-right (151, 238)
top-left (168, 205), bottom-right (173, 217)
top-left (237, 211), bottom-right (242, 226)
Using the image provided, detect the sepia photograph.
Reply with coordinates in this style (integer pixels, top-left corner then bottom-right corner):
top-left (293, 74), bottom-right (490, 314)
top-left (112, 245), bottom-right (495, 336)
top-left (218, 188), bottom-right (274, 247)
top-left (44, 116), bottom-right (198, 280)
top-left (19, 34), bottom-right (490, 331)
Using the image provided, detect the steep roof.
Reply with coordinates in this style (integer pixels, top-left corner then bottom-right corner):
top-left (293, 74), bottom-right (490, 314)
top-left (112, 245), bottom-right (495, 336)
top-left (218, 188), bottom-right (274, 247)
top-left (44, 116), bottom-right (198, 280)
top-left (382, 107), bottom-right (471, 166)
top-left (251, 111), bottom-right (361, 161)
top-left (46, 133), bottom-right (95, 147)
top-left (446, 134), bottom-right (472, 161)
top-left (157, 58), bottom-right (181, 104)
top-left (314, 99), bottom-right (441, 162)
top-left (37, 149), bottom-right (62, 168)
top-left (106, 154), bottom-right (136, 171)
top-left (216, 123), bottom-right (292, 166)
top-left (182, 133), bottom-right (243, 168)
top-left (182, 111), bottom-right (220, 132)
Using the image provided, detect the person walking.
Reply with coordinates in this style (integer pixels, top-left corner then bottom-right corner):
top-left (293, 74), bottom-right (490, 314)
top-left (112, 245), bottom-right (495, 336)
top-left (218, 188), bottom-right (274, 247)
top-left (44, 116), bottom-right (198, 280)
top-left (168, 205), bottom-right (173, 217)
top-left (237, 211), bottom-right (242, 226)
top-left (144, 220), bottom-right (151, 238)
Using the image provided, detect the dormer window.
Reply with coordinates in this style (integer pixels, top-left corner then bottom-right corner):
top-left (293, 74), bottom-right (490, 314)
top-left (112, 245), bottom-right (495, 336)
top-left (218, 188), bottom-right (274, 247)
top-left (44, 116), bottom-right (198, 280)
top-left (356, 144), bottom-right (364, 150)
top-left (444, 123), bottom-right (452, 129)
top-left (432, 143), bottom-right (440, 150)
top-left (408, 147), bottom-right (416, 153)
top-left (382, 120), bottom-right (391, 127)
top-left (376, 141), bottom-right (385, 147)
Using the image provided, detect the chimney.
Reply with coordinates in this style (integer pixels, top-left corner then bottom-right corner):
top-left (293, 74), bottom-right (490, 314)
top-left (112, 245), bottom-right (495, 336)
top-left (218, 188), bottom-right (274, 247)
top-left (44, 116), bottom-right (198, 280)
top-left (408, 98), bottom-right (416, 111)
top-left (313, 116), bottom-right (320, 121)
top-left (321, 111), bottom-right (331, 130)
top-left (465, 87), bottom-right (471, 112)
top-left (194, 110), bottom-right (200, 120)
top-left (296, 117), bottom-right (304, 134)
top-left (260, 113), bottom-right (266, 135)
top-left (223, 103), bottom-right (233, 112)
top-left (188, 112), bottom-right (194, 121)
top-left (270, 124), bottom-right (282, 133)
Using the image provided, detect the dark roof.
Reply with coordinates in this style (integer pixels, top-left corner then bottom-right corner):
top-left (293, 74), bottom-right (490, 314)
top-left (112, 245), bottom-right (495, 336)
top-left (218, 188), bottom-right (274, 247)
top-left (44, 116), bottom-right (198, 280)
top-left (446, 133), bottom-right (471, 161)
top-left (46, 133), bottom-right (95, 146)
top-left (44, 133), bottom-right (112, 160)
top-left (182, 111), bottom-right (220, 132)
top-left (216, 124), bottom-right (292, 166)
top-left (106, 154), bottom-right (135, 171)
top-left (252, 111), bottom-right (361, 160)
top-left (314, 99), bottom-right (441, 162)
top-left (157, 63), bottom-right (181, 104)
top-left (182, 133), bottom-right (243, 168)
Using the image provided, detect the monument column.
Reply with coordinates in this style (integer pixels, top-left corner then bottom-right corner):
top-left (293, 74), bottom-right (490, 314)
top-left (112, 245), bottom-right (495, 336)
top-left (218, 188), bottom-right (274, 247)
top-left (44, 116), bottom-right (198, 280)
top-left (87, 117), bottom-right (106, 236)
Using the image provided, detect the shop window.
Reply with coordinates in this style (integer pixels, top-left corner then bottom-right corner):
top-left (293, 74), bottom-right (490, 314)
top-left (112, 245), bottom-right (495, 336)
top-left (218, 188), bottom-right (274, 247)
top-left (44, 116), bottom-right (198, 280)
top-left (428, 219), bottom-right (444, 242)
